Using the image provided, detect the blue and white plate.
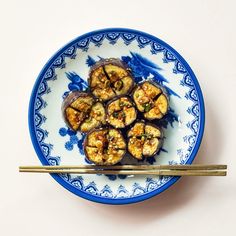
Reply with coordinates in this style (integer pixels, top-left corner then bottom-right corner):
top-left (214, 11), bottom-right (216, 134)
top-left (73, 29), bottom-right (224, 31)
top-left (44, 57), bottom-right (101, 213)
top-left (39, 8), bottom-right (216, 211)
top-left (29, 28), bottom-right (205, 204)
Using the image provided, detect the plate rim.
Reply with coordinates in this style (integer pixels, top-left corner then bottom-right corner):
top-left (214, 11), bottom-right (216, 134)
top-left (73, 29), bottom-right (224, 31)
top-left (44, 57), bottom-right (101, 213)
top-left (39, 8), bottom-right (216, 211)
top-left (28, 28), bottom-right (205, 205)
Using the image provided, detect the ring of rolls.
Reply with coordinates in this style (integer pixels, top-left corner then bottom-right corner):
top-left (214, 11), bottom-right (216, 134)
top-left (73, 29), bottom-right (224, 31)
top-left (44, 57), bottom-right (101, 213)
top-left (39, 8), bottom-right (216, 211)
top-left (62, 58), bottom-right (169, 165)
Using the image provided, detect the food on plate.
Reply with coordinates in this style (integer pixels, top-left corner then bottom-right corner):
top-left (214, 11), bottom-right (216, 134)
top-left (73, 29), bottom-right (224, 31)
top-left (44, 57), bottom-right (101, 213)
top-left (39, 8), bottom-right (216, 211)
top-left (84, 128), bottom-right (126, 165)
top-left (132, 81), bottom-right (169, 120)
top-left (127, 121), bottom-right (163, 160)
top-left (106, 96), bottom-right (137, 128)
top-left (62, 91), bottom-right (106, 132)
top-left (89, 58), bottom-right (134, 101)
top-left (61, 58), bottom-right (169, 165)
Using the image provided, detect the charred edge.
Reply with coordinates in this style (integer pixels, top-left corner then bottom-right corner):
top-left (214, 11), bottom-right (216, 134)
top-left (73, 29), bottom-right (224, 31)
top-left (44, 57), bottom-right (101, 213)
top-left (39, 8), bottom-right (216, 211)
top-left (66, 92), bottom-right (93, 104)
top-left (102, 65), bottom-right (117, 95)
top-left (152, 92), bottom-right (163, 102)
top-left (102, 65), bottom-right (111, 82)
top-left (103, 65), bottom-right (130, 88)
top-left (67, 106), bottom-right (85, 131)
top-left (154, 94), bottom-right (169, 116)
top-left (67, 103), bottom-right (91, 114)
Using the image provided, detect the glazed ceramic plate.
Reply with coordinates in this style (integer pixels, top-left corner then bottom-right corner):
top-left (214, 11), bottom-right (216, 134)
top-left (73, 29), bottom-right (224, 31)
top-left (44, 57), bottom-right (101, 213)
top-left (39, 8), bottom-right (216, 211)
top-left (29, 28), bottom-right (205, 204)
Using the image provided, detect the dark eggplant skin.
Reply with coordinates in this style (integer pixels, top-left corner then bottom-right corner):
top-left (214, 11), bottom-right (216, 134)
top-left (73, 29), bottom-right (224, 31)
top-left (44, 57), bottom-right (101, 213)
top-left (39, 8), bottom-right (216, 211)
top-left (131, 80), bottom-right (169, 120)
top-left (105, 95), bottom-right (137, 129)
top-left (61, 91), bottom-right (94, 113)
top-left (83, 127), bottom-right (127, 165)
top-left (88, 58), bottom-right (135, 102)
top-left (127, 121), bottom-right (163, 160)
top-left (88, 58), bottom-right (132, 79)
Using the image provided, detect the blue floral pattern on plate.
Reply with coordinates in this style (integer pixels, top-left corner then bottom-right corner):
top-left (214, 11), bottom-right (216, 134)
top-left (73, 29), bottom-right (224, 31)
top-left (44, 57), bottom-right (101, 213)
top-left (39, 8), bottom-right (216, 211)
top-left (29, 28), bottom-right (204, 204)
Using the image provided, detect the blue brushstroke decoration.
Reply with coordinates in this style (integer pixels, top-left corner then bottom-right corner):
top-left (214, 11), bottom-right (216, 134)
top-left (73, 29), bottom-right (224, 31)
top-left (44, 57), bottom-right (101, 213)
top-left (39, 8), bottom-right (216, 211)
top-left (59, 127), bottom-right (86, 155)
top-left (130, 52), bottom-right (162, 70)
top-left (106, 175), bottom-right (117, 181)
top-left (146, 156), bottom-right (156, 165)
top-left (70, 135), bottom-right (79, 144)
top-left (65, 141), bottom-right (73, 151)
top-left (67, 128), bottom-right (77, 136)
top-left (151, 70), bottom-right (169, 84)
top-left (86, 56), bottom-right (96, 67)
top-left (59, 127), bottom-right (67, 136)
top-left (85, 158), bottom-right (93, 164)
top-left (62, 91), bottom-right (70, 99)
top-left (65, 72), bottom-right (88, 92)
top-left (153, 108), bottom-right (178, 129)
top-left (77, 134), bottom-right (86, 155)
top-left (122, 52), bottom-right (168, 84)
top-left (164, 87), bottom-right (181, 98)
top-left (118, 175), bottom-right (127, 179)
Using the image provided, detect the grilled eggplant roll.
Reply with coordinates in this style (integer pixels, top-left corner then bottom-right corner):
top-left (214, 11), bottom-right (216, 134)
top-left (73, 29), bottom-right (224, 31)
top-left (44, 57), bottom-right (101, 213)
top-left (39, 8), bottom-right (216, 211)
top-left (133, 81), bottom-right (169, 120)
top-left (84, 128), bottom-right (126, 165)
top-left (106, 96), bottom-right (137, 129)
top-left (89, 58), bottom-right (134, 102)
top-left (62, 91), bottom-right (106, 132)
top-left (127, 122), bottom-right (163, 160)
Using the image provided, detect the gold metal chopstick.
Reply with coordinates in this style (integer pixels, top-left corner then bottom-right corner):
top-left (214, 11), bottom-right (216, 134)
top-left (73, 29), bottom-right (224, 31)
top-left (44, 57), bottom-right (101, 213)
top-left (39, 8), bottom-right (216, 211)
top-left (19, 164), bottom-right (227, 170)
top-left (19, 168), bottom-right (227, 176)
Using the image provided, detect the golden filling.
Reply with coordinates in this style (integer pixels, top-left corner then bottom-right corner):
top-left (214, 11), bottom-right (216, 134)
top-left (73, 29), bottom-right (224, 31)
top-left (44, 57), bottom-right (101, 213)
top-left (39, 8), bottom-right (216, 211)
top-left (107, 96), bottom-right (137, 128)
top-left (133, 82), bottom-right (168, 120)
top-left (128, 122), bottom-right (162, 159)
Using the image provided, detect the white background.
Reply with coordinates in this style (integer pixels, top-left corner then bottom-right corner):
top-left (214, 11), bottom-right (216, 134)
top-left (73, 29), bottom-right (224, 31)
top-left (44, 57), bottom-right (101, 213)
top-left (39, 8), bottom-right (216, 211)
top-left (1, 0), bottom-right (236, 235)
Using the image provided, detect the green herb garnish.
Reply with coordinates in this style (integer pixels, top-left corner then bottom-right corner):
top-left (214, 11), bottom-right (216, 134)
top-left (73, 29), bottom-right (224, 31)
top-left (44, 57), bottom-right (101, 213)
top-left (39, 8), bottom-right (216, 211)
top-left (119, 101), bottom-right (125, 107)
top-left (114, 80), bottom-right (123, 91)
top-left (121, 111), bottom-right (126, 118)
top-left (113, 112), bottom-right (119, 118)
top-left (119, 101), bottom-right (130, 107)
top-left (143, 103), bottom-right (151, 112)
top-left (104, 80), bottom-right (110, 88)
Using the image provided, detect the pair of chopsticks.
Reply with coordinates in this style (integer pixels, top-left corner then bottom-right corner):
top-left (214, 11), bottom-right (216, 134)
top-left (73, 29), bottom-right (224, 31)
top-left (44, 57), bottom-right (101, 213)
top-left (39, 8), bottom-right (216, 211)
top-left (19, 164), bottom-right (227, 176)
